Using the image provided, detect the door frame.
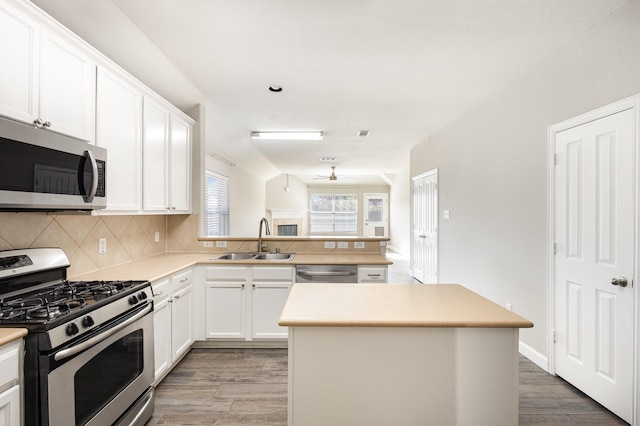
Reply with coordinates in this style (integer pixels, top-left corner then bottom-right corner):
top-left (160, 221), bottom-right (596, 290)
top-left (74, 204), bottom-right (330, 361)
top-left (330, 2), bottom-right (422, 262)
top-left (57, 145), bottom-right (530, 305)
top-left (547, 94), bottom-right (640, 424)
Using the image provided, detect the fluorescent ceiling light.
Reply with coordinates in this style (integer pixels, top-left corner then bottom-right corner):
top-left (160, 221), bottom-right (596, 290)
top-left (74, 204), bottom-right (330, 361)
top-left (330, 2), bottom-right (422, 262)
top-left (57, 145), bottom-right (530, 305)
top-left (250, 131), bottom-right (323, 140)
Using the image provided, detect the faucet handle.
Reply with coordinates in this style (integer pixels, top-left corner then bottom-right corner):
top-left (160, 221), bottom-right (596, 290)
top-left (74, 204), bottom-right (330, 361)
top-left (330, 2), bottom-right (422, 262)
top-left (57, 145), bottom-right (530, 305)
top-left (275, 247), bottom-right (280, 253)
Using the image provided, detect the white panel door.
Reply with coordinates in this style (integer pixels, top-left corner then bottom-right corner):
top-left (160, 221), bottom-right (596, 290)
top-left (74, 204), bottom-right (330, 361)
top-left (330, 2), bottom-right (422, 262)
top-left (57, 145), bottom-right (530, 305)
top-left (412, 170), bottom-right (438, 284)
top-left (554, 108), bottom-right (635, 422)
top-left (363, 193), bottom-right (388, 237)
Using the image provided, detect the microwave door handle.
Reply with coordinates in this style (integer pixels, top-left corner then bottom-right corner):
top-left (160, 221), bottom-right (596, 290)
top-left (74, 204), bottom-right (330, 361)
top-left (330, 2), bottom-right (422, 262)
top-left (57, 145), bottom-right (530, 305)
top-left (82, 150), bottom-right (99, 203)
top-left (53, 303), bottom-right (152, 361)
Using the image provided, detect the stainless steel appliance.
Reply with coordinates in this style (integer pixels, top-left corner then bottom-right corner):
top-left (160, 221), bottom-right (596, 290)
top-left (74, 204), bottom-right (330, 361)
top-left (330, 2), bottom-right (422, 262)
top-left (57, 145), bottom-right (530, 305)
top-left (295, 264), bottom-right (358, 283)
top-left (0, 248), bottom-right (154, 426)
top-left (0, 116), bottom-right (106, 211)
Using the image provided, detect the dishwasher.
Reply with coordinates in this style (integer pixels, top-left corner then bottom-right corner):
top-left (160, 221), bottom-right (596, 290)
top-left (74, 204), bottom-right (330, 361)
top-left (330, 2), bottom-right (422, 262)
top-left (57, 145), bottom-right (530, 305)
top-left (295, 264), bottom-right (358, 283)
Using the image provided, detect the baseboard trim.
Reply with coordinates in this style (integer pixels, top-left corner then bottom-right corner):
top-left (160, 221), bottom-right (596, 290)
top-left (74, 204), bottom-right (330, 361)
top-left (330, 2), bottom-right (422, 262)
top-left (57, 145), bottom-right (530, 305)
top-left (192, 340), bottom-right (288, 349)
top-left (519, 340), bottom-right (548, 372)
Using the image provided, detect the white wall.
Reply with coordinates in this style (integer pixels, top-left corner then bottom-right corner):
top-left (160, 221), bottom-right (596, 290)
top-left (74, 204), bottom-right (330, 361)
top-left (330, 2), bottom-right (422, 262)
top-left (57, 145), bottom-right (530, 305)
top-left (389, 167), bottom-right (411, 256)
top-left (410, 1), bottom-right (640, 360)
top-left (266, 174), bottom-right (309, 235)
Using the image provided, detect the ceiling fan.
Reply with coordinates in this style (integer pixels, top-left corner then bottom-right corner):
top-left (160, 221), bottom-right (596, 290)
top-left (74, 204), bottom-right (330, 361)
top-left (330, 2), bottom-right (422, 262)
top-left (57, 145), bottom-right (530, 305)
top-left (314, 166), bottom-right (344, 181)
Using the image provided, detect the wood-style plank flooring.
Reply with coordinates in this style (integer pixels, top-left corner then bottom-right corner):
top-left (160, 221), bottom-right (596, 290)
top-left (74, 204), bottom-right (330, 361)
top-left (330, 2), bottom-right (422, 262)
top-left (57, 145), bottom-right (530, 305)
top-left (148, 348), bottom-right (627, 425)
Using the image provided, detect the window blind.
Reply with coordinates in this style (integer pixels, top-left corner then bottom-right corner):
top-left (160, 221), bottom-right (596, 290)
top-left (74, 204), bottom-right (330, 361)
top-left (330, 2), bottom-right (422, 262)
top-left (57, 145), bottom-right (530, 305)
top-left (204, 170), bottom-right (230, 236)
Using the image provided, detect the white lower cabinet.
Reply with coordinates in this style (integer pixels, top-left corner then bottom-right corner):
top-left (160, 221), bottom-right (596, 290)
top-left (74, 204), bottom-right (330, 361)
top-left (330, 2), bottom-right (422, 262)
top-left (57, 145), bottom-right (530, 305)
top-left (152, 268), bottom-right (193, 383)
top-left (205, 266), bottom-right (293, 341)
top-left (0, 340), bottom-right (21, 426)
top-left (251, 267), bottom-right (293, 339)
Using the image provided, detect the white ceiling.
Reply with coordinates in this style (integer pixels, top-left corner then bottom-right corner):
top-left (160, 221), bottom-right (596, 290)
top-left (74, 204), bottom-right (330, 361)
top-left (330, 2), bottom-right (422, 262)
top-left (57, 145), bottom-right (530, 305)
top-left (33, 0), bottom-right (628, 185)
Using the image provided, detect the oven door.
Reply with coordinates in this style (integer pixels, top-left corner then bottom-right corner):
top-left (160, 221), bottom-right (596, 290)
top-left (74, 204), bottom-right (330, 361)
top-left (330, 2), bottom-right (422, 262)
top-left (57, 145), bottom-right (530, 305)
top-left (45, 303), bottom-right (154, 426)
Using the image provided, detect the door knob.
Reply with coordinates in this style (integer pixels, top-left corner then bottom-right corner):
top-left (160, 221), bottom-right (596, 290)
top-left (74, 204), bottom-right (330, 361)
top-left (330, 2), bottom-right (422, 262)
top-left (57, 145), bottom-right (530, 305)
top-left (611, 276), bottom-right (628, 287)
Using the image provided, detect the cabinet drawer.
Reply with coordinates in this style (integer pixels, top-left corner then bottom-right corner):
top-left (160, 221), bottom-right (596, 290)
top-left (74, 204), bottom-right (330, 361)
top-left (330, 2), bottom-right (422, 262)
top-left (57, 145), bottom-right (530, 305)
top-left (358, 266), bottom-right (387, 283)
top-left (171, 269), bottom-right (192, 292)
top-left (0, 341), bottom-right (20, 388)
top-left (152, 278), bottom-right (171, 302)
top-left (206, 266), bottom-right (249, 281)
top-left (252, 266), bottom-right (294, 281)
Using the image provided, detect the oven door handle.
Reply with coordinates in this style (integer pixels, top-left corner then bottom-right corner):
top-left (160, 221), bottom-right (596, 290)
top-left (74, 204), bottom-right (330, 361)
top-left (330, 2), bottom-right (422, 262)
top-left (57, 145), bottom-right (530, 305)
top-left (54, 303), bottom-right (152, 362)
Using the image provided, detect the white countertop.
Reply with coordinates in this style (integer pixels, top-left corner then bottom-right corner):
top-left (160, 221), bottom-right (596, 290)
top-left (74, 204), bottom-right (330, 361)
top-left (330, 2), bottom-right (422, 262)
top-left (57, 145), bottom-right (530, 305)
top-left (279, 283), bottom-right (534, 328)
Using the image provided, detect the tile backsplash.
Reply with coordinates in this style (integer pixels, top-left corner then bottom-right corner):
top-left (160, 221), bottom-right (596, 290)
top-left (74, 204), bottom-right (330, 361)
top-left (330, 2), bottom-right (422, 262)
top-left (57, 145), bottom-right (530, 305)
top-left (0, 212), bottom-right (383, 277)
top-left (0, 212), bottom-right (166, 277)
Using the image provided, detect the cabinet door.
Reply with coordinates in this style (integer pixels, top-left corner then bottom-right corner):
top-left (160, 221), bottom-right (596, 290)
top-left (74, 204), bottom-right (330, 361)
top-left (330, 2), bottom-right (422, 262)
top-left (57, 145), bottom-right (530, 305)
top-left (0, 1), bottom-right (39, 124)
top-left (171, 284), bottom-right (193, 361)
top-left (142, 97), bottom-right (169, 211)
top-left (169, 115), bottom-right (191, 212)
top-left (0, 385), bottom-right (20, 426)
top-left (153, 297), bottom-right (172, 383)
top-left (96, 67), bottom-right (143, 212)
top-left (205, 282), bottom-right (247, 339)
top-left (251, 282), bottom-right (291, 339)
top-left (39, 29), bottom-right (96, 142)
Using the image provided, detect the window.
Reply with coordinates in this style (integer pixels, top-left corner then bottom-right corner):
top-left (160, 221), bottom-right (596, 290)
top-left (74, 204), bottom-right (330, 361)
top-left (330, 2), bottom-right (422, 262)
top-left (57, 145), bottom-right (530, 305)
top-left (204, 170), bottom-right (229, 236)
top-left (309, 194), bottom-right (357, 234)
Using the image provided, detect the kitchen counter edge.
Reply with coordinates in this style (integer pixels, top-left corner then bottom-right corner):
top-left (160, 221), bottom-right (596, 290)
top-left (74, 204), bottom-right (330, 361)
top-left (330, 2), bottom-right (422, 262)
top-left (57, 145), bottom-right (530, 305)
top-left (69, 252), bottom-right (392, 282)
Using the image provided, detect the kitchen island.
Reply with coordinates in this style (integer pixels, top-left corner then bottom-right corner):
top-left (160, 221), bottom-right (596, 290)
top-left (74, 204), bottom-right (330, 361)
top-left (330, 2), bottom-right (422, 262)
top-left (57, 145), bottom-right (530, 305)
top-left (279, 283), bottom-right (533, 426)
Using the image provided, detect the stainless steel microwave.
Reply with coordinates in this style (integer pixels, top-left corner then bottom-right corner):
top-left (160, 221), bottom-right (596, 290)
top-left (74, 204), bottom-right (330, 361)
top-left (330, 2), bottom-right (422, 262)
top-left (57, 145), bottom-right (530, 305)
top-left (0, 116), bottom-right (106, 211)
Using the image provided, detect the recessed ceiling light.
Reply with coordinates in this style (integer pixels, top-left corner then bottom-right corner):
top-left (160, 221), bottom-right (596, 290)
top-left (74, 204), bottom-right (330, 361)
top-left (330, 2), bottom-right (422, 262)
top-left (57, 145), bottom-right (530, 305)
top-left (268, 86), bottom-right (283, 92)
top-left (250, 131), bottom-right (323, 140)
top-left (357, 130), bottom-right (371, 137)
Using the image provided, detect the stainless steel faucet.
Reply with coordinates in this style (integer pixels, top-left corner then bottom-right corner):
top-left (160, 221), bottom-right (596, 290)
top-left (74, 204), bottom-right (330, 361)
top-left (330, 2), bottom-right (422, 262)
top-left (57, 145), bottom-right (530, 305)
top-left (258, 217), bottom-right (271, 253)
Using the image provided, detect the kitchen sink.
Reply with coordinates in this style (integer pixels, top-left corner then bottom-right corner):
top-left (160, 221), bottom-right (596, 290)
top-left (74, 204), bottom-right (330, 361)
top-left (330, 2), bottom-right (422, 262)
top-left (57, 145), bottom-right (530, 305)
top-left (210, 252), bottom-right (294, 261)
top-left (212, 252), bottom-right (257, 260)
top-left (253, 253), bottom-right (294, 260)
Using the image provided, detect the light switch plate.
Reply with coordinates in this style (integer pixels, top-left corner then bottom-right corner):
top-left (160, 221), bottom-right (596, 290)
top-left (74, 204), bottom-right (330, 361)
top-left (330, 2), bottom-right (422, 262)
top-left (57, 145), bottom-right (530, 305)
top-left (354, 242), bottom-right (365, 249)
top-left (444, 210), bottom-right (450, 219)
top-left (338, 242), bottom-right (348, 249)
top-left (216, 241), bottom-right (228, 248)
top-left (202, 241), bottom-right (214, 248)
top-left (98, 238), bottom-right (107, 254)
top-left (324, 241), bottom-right (336, 249)
top-left (154, 231), bottom-right (160, 243)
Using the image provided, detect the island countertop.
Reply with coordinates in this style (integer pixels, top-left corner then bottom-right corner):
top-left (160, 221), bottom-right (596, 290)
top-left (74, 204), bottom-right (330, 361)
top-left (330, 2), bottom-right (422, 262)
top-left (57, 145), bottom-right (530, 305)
top-left (279, 283), bottom-right (533, 328)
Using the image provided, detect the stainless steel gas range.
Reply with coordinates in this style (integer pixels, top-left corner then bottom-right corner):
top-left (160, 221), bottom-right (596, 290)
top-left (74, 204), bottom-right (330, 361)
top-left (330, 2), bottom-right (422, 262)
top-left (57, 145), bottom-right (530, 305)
top-left (0, 248), bottom-right (154, 426)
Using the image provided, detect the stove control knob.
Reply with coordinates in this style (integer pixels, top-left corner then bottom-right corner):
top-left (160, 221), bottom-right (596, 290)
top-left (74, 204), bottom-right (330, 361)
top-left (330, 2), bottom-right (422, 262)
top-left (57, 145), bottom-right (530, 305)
top-left (82, 316), bottom-right (95, 328)
top-left (129, 295), bottom-right (139, 305)
top-left (66, 323), bottom-right (79, 336)
top-left (138, 291), bottom-right (148, 300)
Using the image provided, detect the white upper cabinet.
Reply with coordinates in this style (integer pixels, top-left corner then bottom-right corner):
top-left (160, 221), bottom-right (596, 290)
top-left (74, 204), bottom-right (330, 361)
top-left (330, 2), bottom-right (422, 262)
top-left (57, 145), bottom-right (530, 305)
top-left (0, 1), bottom-right (96, 142)
top-left (143, 97), bottom-right (192, 214)
top-left (39, 29), bottom-right (96, 142)
top-left (143, 97), bottom-right (170, 212)
top-left (96, 67), bottom-right (143, 212)
top-left (0, 1), bottom-right (39, 124)
top-left (170, 115), bottom-right (191, 213)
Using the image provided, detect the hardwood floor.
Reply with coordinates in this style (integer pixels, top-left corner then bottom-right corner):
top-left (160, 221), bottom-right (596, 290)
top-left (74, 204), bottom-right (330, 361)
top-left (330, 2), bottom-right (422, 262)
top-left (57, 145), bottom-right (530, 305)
top-left (149, 348), bottom-right (627, 425)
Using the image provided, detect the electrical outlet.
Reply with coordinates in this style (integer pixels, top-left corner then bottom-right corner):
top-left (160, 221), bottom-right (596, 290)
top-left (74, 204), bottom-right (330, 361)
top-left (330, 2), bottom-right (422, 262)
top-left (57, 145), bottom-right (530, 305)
top-left (216, 241), bottom-right (228, 248)
top-left (338, 242), bottom-right (348, 249)
top-left (154, 231), bottom-right (160, 243)
top-left (354, 242), bottom-right (365, 249)
top-left (202, 241), bottom-right (214, 248)
top-left (98, 238), bottom-right (107, 254)
top-left (324, 241), bottom-right (336, 249)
